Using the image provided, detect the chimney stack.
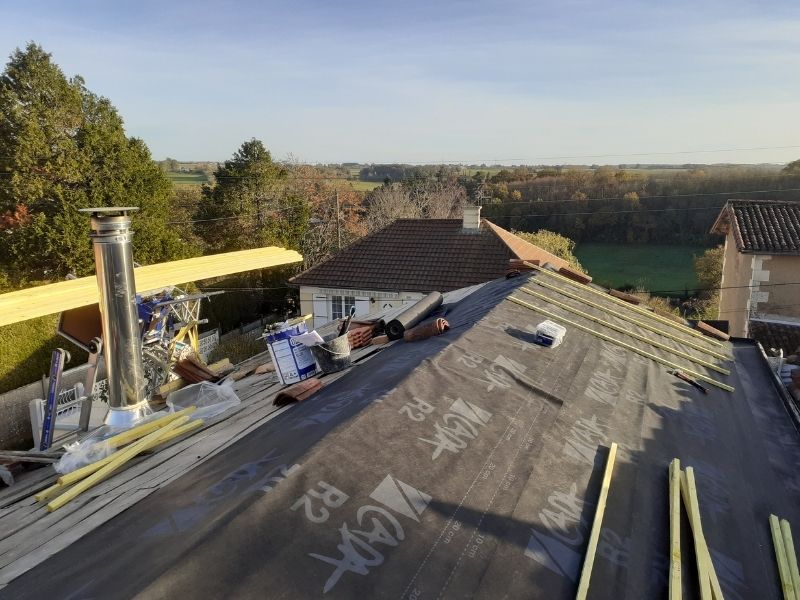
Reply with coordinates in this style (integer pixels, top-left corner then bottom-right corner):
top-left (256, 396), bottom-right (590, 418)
top-left (463, 204), bottom-right (481, 231)
top-left (80, 207), bottom-right (148, 427)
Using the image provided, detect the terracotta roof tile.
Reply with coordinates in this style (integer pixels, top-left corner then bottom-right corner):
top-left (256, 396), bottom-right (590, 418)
top-left (711, 200), bottom-right (800, 255)
top-left (289, 218), bottom-right (570, 292)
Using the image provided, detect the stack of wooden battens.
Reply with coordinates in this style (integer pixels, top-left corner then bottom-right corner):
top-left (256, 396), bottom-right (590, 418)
top-left (508, 262), bottom-right (734, 392)
top-left (32, 407), bottom-right (202, 512)
top-left (668, 458), bottom-right (726, 600)
top-left (770, 514), bottom-right (800, 600)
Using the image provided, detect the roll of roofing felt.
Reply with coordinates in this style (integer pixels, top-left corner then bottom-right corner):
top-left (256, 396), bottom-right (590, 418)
top-left (385, 292), bottom-right (443, 341)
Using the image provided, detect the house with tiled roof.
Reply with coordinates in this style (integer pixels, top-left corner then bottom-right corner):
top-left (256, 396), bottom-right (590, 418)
top-left (710, 199), bottom-right (800, 345)
top-left (289, 206), bottom-right (574, 327)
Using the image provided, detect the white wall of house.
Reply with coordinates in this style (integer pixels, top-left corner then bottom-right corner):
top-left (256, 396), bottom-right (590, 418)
top-left (298, 286), bottom-right (426, 328)
top-left (718, 229), bottom-right (800, 337)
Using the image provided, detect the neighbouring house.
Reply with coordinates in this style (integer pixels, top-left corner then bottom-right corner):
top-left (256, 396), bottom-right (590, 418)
top-left (710, 199), bottom-right (800, 348)
top-left (288, 206), bottom-right (574, 328)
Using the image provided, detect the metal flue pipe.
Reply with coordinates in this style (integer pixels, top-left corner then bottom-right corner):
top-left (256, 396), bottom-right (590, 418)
top-left (80, 207), bottom-right (148, 427)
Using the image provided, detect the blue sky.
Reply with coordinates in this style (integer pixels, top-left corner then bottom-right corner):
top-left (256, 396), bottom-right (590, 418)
top-left (2, 0), bottom-right (800, 164)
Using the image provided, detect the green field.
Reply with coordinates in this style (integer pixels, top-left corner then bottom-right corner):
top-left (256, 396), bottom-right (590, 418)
top-left (574, 243), bottom-right (708, 296)
top-left (166, 171), bottom-right (208, 185)
top-left (335, 179), bottom-right (382, 191)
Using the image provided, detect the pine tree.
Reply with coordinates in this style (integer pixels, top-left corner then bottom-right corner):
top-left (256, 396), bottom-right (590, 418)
top-left (0, 43), bottom-right (184, 282)
top-left (195, 138), bottom-right (310, 252)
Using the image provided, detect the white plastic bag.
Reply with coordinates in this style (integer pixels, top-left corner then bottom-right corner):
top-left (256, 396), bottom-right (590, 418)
top-left (167, 380), bottom-right (240, 421)
top-left (55, 438), bottom-right (113, 474)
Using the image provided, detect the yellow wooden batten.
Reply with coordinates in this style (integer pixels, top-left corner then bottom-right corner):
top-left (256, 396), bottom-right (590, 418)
top-left (575, 442), bottom-right (618, 600)
top-left (669, 459), bottom-right (682, 600)
top-left (0, 247), bottom-right (302, 327)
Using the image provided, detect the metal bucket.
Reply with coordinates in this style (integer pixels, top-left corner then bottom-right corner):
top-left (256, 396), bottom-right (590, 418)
top-left (310, 333), bottom-right (352, 374)
top-left (265, 321), bottom-right (318, 385)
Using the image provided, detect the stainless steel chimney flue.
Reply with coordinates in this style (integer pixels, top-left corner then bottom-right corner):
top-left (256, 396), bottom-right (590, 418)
top-left (80, 207), bottom-right (148, 427)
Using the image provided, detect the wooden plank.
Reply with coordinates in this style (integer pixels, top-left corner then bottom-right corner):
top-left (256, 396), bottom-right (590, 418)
top-left (524, 280), bottom-right (730, 361)
top-left (771, 514), bottom-right (797, 600)
top-left (0, 247), bottom-right (302, 326)
top-left (781, 519), bottom-right (800, 600)
top-left (669, 459), bottom-right (682, 600)
top-left (680, 468), bottom-right (725, 600)
top-left (575, 442), bottom-right (618, 600)
top-left (0, 467), bottom-right (56, 509)
top-left (508, 296), bottom-right (735, 393)
top-left (523, 262), bottom-right (725, 347)
top-left (519, 287), bottom-right (730, 375)
top-left (682, 468), bottom-right (712, 600)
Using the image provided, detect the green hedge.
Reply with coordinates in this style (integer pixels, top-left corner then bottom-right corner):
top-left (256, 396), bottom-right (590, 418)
top-left (0, 315), bottom-right (87, 394)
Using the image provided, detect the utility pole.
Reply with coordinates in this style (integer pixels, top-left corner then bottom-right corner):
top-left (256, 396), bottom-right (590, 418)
top-left (335, 189), bottom-right (342, 250)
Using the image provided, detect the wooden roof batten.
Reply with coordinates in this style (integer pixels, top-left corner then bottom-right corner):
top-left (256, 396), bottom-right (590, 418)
top-left (0, 247), bottom-right (303, 327)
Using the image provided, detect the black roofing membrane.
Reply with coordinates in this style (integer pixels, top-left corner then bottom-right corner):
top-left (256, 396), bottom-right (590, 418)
top-left (4, 276), bottom-right (800, 599)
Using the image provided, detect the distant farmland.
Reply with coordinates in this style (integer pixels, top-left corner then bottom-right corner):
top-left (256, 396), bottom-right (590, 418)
top-left (575, 243), bottom-right (708, 296)
top-left (166, 171), bottom-right (208, 185)
top-left (336, 179), bottom-right (382, 191)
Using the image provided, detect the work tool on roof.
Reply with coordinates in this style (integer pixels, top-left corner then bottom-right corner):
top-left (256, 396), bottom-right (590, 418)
top-left (669, 459), bottom-right (682, 600)
top-left (39, 349), bottom-right (70, 451)
top-left (575, 442), bottom-right (618, 600)
top-left (338, 305), bottom-right (356, 337)
top-left (770, 515), bottom-right (800, 600)
top-left (680, 467), bottom-right (725, 600)
top-left (384, 291), bottom-right (443, 341)
top-left (79, 337), bottom-right (102, 431)
top-left (522, 261), bottom-right (725, 348)
top-left (520, 287), bottom-right (730, 375)
top-left (524, 279), bottom-right (730, 361)
top-left (669, 370), bottom-right (709, 394)
top-left (508, 295), bottom-right (735, 392)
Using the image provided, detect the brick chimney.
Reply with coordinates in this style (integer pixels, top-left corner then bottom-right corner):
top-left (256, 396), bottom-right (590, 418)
top-left (463, 205), bottom-right (482, 231)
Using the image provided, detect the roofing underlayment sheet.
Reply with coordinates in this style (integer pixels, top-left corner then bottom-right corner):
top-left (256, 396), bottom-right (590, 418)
top-left (4, 276), bottom-right (800, 599)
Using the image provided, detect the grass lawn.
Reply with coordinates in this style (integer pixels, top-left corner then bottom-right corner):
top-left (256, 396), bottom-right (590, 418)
top-left (574, 243), bottom-right (709, 296)
top-left (335, 179), bottom-right (382, 191)
top-left (166, 172), bottom-right (208, 185)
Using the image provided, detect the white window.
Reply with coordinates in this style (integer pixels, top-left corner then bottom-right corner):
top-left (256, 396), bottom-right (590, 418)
top-left (331, 295), bottom-right (355, 321)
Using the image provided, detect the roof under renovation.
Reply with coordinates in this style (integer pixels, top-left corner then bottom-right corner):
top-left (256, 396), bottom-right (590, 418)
top-left (711, 199), bottom-right (800, 255)
top-left (1, 273), bottom-right (799, 599)
top-left (288, 218), bottom-right (570, 292)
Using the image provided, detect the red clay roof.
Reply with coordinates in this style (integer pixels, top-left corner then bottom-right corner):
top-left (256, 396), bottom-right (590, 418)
top-left (711, 200), bottom-right (800, 255)
top-left (289, 218), bottom-right (570, 292)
